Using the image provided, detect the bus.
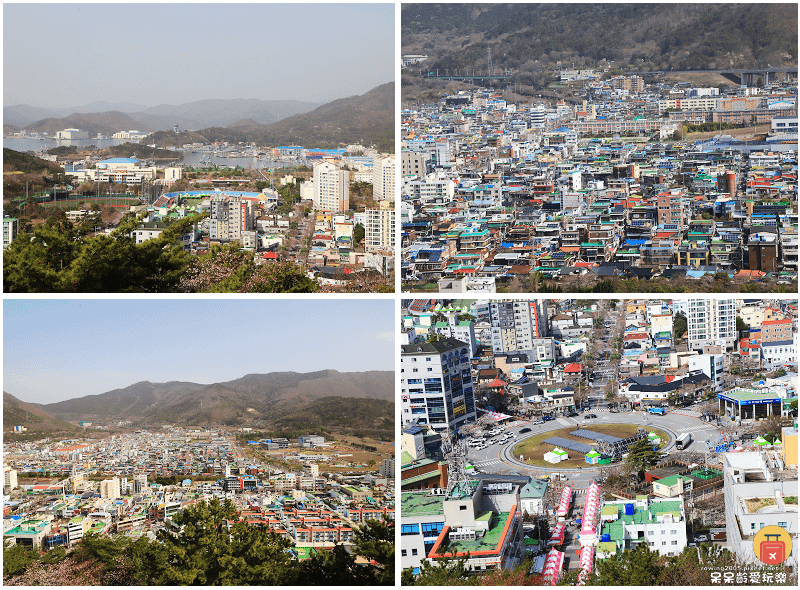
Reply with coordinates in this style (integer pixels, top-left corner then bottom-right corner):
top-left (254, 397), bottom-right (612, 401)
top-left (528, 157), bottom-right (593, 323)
top-left (647, 407), bottom-right (666, 415)
top-left (676, 432), bottom-right (692, 449)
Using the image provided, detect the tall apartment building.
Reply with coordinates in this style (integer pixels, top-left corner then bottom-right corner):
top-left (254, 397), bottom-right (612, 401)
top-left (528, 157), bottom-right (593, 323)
top-left (403, 138), bottom-right (451, 168)
top-left (687, 299), bottom-right (737, 352)
top-left (4, 467), bottom-right (18, 490)
top-left (489, 300), bottom-right (548, 355)
top-left (209, 196), bottom-right (254, 242)
top-left (3, 217), bottom-right (19, 249)
top-left (313, 161), bottom-right (349, 212)
top-left (366, 202), bottom-right (395, 253)
top-left (401, 150), bottom-right (431, 177)
top-left (373, 155), bottom-right (395, 201)
top-left (133, 473), bottom-right (148, 493)
top-left (611, 75), bottom-right (644, 93)
top-left (656, 189), bottom-right (684, 228)
top-left (100, 477), bottom-right (121, 500)
top-left (401, 338), bottom-right (477, 433)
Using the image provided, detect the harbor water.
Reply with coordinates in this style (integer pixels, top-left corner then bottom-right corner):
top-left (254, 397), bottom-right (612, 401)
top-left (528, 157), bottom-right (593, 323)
top-left (3, 137), bottom-right (308, 169)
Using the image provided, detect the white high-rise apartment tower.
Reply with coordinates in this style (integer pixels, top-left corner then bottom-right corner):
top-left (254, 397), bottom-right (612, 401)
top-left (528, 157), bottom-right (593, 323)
top-left (372, 155), bottom-right (395, 201)
top-left (686, 299), bottom-right (737, 352)
top-left (313, 161), bottom-right (349, 212)
top-left (366, 202), bottom-right (395, 252)
top-left (400, 338), bottom-right (477, 433)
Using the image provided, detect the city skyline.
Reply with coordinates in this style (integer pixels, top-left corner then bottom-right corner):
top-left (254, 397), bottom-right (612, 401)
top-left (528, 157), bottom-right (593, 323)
top-left (4, 3), bottom-right (394, 108)
top-left (3, 298), bottom-right (395, 404)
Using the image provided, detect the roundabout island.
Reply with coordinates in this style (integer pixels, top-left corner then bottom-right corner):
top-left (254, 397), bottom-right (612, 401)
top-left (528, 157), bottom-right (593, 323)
top-left (465, 409), bottom-right (721, 490)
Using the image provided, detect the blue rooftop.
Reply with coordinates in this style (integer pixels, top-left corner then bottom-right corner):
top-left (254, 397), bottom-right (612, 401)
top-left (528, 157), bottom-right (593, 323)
top-left (99, 157), bottom-right (138, 164)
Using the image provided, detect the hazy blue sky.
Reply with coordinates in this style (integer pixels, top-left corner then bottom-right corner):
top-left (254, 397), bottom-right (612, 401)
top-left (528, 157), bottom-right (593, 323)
top-left (4, 3), bottom-right (394, 108)
top-left (4, 298), bottom-right (395, 404)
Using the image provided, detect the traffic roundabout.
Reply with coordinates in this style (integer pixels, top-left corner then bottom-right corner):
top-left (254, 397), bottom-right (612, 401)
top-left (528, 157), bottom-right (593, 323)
top-left (465, 410), bottom-right (720, 489)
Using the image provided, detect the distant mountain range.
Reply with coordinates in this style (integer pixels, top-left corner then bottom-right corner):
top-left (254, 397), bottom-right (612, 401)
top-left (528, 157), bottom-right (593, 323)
top-left (4, 98), bottom-right (321, 131)
top-left (7, 370), bottom-right (393, 435)
top-left (5, 83), bottom-right (394, 152)
top-left (145, 82), bottom-right (395, 152)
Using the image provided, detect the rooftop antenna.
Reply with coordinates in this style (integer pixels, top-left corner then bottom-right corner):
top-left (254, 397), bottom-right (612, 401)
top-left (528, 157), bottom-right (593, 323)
top-left (443, 426), bottom-right (470, 495)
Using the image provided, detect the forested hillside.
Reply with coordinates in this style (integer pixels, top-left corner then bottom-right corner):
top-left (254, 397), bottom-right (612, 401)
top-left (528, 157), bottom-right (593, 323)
top-left (403, 4), bottom-right (797, 74)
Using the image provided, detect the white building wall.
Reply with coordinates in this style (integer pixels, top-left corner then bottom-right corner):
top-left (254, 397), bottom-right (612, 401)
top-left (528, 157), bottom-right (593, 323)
top-left (373, 155), bottom-right (395, 201)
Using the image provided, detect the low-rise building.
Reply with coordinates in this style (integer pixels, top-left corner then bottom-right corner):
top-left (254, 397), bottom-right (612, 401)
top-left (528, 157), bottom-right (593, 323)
top-left (598, 496), bottom-right (687, 557)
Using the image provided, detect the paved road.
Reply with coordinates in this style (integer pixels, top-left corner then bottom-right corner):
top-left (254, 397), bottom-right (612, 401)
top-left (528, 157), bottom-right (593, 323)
top-left (465, 409), bottom-right (722, 489)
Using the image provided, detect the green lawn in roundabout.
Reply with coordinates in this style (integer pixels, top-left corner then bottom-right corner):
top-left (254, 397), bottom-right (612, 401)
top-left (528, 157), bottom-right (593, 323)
top-left (511, 423), bottom-right (670, 469)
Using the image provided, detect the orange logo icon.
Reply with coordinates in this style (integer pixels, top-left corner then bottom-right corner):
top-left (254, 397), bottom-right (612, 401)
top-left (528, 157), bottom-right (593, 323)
top-left (753, 526), bottom-right (792, 565)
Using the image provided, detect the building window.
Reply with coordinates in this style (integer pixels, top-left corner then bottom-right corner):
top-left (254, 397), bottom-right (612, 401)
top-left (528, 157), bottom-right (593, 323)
top-left (401, 549), bottom-right (407, 557)
top-left (412, 548), bottom-right (418, 556)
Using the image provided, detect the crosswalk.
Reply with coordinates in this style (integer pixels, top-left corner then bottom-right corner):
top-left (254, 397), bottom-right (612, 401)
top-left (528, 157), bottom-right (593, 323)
top-left (476, 459), bottom-right (502, 467)
top-left (557, 417), bottom-right (573, 426)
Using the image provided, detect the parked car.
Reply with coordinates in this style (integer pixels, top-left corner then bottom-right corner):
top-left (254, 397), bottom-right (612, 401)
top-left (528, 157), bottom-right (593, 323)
top-left (566, 411), bottom-right (579, 417)
top-left (543, 416), bottom-right (554, 422)
top-left (695, 534), bottom-right (709, 542)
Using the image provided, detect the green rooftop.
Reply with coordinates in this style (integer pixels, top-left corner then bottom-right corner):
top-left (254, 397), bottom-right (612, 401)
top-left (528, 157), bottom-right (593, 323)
top-left (655, 474), bottom-right (692, 487)
top-left (601, 505), bottom-right (619, 517)
top-left (435, 511), bottom-right (511, 556)
top-left (400, 451), bottom-right (414, 464)
top-left (401, 491), bottom-right (445, 517)
top-left (519, 478), bottom-right (549, 499)
top-left (601, 500), bottom-right (683, 531)
top-left (597, 541), bottom-right (618, 556)
top-left (721, 389), bottom-right (782, 402)
top-left (401, 471), bottom-right (441, 487)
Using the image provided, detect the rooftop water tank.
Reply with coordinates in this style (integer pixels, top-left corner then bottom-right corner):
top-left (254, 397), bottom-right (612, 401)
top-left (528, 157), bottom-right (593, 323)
top-left (625, 503), bottom-right (635, 516)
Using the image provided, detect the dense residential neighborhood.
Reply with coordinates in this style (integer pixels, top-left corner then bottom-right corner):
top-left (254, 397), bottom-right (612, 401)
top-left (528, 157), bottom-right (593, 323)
top-left (3, 428), bottom-right (394, 560)
top-left (401, 78), bottom-right (797, 293)
top-left (400, 298), bottom-right (797, 584)
top-left (3, 146), bottom-right (395, 292)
